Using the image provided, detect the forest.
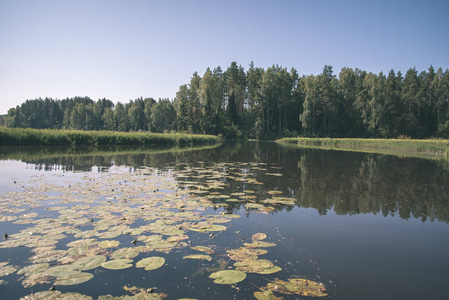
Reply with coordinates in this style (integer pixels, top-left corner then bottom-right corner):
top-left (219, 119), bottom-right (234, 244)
top-left (3, 62), bottom-right (449, 139)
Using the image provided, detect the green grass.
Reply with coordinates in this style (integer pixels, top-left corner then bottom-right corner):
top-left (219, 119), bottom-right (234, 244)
top-left (0, 127), bottom-right (221, 147)
top-left (276, 137), bottom-right (449, 159)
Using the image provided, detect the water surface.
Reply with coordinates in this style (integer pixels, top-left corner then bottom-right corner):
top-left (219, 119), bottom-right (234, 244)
top-left (0, 142), bottom-right (448, 300)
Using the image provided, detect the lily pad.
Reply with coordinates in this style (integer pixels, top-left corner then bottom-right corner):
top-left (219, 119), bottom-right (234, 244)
top-left (257, 265), bottom-right (282, 274)
top-left (261, 278), bottom-right (327, 297)
top-left (111, 247), bottom-right (141, 259)
top-left (17, 263), bottom-right (50, 276)
top-left (209, 270), bottom-right (246, 285)
top-left (234, 259), bottom-right (274, 273)
top-left (67, 246), bottom-right (89, 256)
top-left (59, 292), bottom-right (94, 299)
top-left (21, 272), bottom-right (51, 288)
top-left (267, 190), bottom-right (283, 195)
top-left (190, 246), bottom-right (214, 254)
top-left (0, 263), bottom-right (18, 277)
top-left (30, 249), bottom-right (68, 264)
top-left (252, 233), bottom-right (267, 241)
top-left (227, 247), bottom-right (267, 261)
top-left (45, 265), bottom-right (80, 277)
top-left (74, 230), bottom-right (99, 239)
top-left (244, 241), bottom-right (276, 248)
top-left (166, 235), bottom-right (189, 243)
top-left (73, 255), bottom-right (107, 271)
top-left (254, 290), bottom-right (284, 300)
top-left (183, 254), bottom-right (213, 261)
top-left (54, 271), bottom-right (94, 286)
top-left (20, 290), bottom-right (63, 299)
top-left (98, 240), bottom-right (120, 248)
top-left (135, 256), bottom-right (165, 271)
top-left (101, 259), bottom-right (133, 270)
top-left (266, 173), bottom-right (283, 177)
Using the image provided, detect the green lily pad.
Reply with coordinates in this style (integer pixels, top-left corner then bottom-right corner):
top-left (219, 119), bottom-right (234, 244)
top-left (21, 272), bottom-right (51, 288)
top-left (257, 265), bottom-right (282, 274)
top-left (67, 246), bottom-right (89, 256)
top-left (254, 290), bottom-right (284, 300)
top-left (261, 278), bottom-right (328, 297)
top-left (222, 214), bottom-right (240, 219)
top-left (98, 295), bottom-right (122, 300)
top-left (190, 246), bottom-right (214, 254)
top-left (245, 203), bottom-right (265, 209)
top-left (166, 235), bottom-right (189, 243)
top-left (183, 254), bottom-right (213, 261)
top-left (0, 215), bottom-right (17, 222)
top-left (54, 271), bottom-right (94, 286)
top-left (17, 263), bottom-right (50, 276)
top-left (230, 192), bottom-right (246, 196)
top-left (111, 247), bottom-right (141, 259)
top-left (209, 270), bottom-right (246, 285)
top-left (227, 247), bottom-right (267, 261)
top-left (135, 256), bottom-right (165, 270)
top-left (30, 249), bottom-right (69, 264)
top-left (267, 190), bottom-right (283, 195)
top-left (101, 259), bottom-right (133, 270)
top-left (20, 290), bottom-right (63, 299)
top-left (244, 241), bottom-right (276, 248)
top-left (74, 230), bottom-right (99, 239)
top-left (252, 233), bottom-right (267, 241)
top-left (0, 263), bottom-right (18, 277)
top-left (98, 240), bottom-right (120, 248)
top-left (73, 255), bottom-right (107, 271)
top-left (189, 223), bottom-right (227, 232)
top-left (234, 259), bottom-right (274, 273)
top-left (45, 265), bottom-right (81, 277)
top-left (58, 292), bottom-right (93, 299)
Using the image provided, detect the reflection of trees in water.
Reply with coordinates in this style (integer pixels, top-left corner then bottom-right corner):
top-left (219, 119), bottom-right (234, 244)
top-left (3, 142), bottom-right (449, 222)
top-left (297, 151), bottom-right (449, 223)
top-left (0, 144), bottom-right (223, 171)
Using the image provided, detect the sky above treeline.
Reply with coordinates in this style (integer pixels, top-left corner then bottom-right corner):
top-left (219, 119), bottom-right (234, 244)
top-left (1, 0), bottom-right (448, 115)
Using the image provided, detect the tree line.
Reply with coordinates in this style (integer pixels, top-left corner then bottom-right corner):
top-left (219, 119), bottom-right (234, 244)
top-left (4, 97), bottom-right (176, 133)
top-left (4, 62), bottom-right (449, 139)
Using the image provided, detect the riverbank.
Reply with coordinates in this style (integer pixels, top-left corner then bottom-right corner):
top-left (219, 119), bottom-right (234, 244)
top-left (276, 137), bottom-right (449, 159)
top-left (0, 127), bottom-right (221, 146)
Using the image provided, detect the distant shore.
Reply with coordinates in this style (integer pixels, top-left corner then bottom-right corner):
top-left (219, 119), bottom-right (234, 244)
top-left (276, 137), bottom-right (449, 159)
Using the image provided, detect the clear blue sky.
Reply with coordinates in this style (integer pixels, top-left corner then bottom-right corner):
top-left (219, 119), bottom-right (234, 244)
top-left (1, 0), bottom-right (448, 114)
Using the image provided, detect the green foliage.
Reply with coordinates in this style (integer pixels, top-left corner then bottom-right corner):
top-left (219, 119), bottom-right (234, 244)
top-left (0, 128), bottom-right (220, 147)
top-left (4, 64), bottom-right (449, 140)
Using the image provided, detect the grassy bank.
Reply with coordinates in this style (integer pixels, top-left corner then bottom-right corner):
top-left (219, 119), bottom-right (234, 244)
top-left (0, 127), bottom-right (221, 147)
top-left (277, 137), bottom-right (449, 159)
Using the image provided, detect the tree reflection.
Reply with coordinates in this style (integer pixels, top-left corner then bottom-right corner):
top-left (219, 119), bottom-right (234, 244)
top-left (1, 142), bottom-right (448, 222)
top-left (296, 150), bottom-right (449, 222)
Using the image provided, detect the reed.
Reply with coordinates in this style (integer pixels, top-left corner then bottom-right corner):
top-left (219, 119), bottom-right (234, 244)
top-left (0, 127), bottom-right (221, 146)
top-left (276, 137), bottom-right (449, 158)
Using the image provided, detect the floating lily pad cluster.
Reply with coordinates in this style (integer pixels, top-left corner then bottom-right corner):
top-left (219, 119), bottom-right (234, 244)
top-left (171, 162), bottom-right (296, 214)
top-left (226, 233), bottom-right (281, 275)
top-left (0, 162), bottom-right (325, 299)
top-left (256, 278), bottom-right (328, 298)
top-left (19, 288), bottom-right (168, 300)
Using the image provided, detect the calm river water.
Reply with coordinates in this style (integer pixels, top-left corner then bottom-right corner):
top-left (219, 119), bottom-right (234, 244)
top-left (0, 141), bottom-right (448, 300)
